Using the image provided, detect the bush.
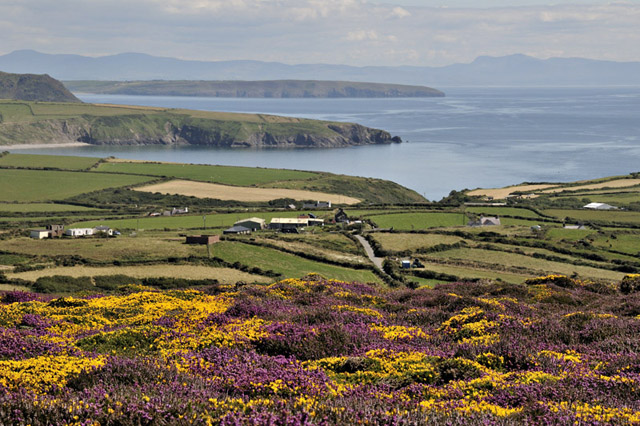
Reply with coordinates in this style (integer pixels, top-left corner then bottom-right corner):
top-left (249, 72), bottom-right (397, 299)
top-left (620, 274), bottom-right (640, 294)
top-left (34, 276), bottom-right (93, 293)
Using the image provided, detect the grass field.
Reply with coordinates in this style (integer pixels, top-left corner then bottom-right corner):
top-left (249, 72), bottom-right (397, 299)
top-left (589, 232), bottom-right (640, 255)
top-left (540, 178), bottom-right (640, 193)
top-left (543, 209), bottom-right (640, 225)
top-left (7, 264), bottom-right (271, 284)
top-left (251, 237), bottom-right (369, 266)
top-left (0, 235), bottom-right (204, 263)
top-left (134, 180), bottom-right (361, 204)
top-left (465, 206), bottom-right (542, 218)
top-left (96, 161), bottom-right (318, 186)
top-left (426, 247), bottom-right (624, 281)
top-left (211, 241), bottom-right (381, 284)
top-left (0, 169), bottom-right (154, 202)
top-left (371, 233), bottom-right (464, 252)
top-left (552, 192), bottom-right (640, 207)
top-left (545, 228), bottom-right (597, 242)
top-left (0, 153), bottom-right (101, 170)
top-left (70, 211), bottom-right (311, 230)
top-left (0, 203), bottom-right (102, 212)
top-left (416, 261), bottom-right (531, 284)
top-left (367, 212), bottom-right (467, 230)
top-left (467, 184), bottom-right (558, 199)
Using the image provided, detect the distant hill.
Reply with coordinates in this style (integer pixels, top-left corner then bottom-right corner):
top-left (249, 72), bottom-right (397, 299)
top-left (2, 50), bottom-right (640, 86)
top-left (0, 70), bottom-right (80, 102)
top-left (64, 80), bottom-right (444, 98)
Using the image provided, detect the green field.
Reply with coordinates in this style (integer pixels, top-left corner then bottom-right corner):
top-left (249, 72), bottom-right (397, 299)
top-left (417, 261), bottom-right (531, 284)
top-left (426, 247), bottom-right (624, 281)
top-left (0, 203), bottom-right (102, 212)
top-left (543, 209), bottom-right (640, 225)
top-left (211, 241), bottom-right (381, 284)
top-left (465, 206), bottom-right (542, 218)
top-left (0, 153), bottom-right (101, 170)
top-left (0, 169), bottom-right (154, 202)
top-left (96, 161), bottom-right (318, 186)
top-left (367, 212), bottom-right (467, 230)
top-left (372, 233), bottom-right (464, 252)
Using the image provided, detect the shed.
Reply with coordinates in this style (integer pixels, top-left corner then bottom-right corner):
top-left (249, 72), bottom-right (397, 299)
top-left (94, 226), bottom-right (113, 236)
top-left (269, 218), bottom-right (308, 230)
top-left (401, 260), bottom-right (412, 269)
top-left (468, 216), bottom-right (501, 227)
top-left (30, 229), bottom-right (50, 239)
top-left (186, 235), bottom-right (220, 245)
top-left (234, 217), bottom-right (266, 231)
top-left (223, 226), bottom-right (251, 235)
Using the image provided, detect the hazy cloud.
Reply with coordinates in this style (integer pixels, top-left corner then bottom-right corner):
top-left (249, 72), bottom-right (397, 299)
top-left (0, 1), bottom-right (638, 66)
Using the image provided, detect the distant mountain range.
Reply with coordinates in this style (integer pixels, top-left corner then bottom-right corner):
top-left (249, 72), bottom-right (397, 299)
top-left (2, 50), bottom-right (640, 86)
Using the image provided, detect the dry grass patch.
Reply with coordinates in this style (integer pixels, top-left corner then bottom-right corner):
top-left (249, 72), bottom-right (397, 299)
top-left (372, 233), bottom-right (464, 252)
top-left (7, 265), bottom-right (270, 284)
top-left (135, 180), bottom-right (361, 204)
top-left (467, 184), bottom-right (558, 199)
top-left (540, 179), bottom-right (640, 194)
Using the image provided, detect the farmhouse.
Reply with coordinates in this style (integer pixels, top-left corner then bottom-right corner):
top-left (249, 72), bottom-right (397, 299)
top-left (335, 208), bottom-right (349, 223)
top-left (223, 226), bottom-right (251, 235)
top-left (46, 224), bottom-right (64, 237)
top-left (234, 217), bottom-right (266, 231)
top-left (269, 218), bottom-right (309, 231)
top-left (468, 217), bottom-right (501, 227)
top-left (65, 228), bottom-right (94, 237)
top-left (186, 235), bottom-right (220, 245)
top-left (583, 202), bottom-right (618, 210)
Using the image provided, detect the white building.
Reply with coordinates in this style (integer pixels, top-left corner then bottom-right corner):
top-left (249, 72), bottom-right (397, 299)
top-left (30, 229), bottom-right (50, 239)
top-left (583, 202), bottom-right (618, 210)
top-left (234, 217), bottom-right (266, 231)
top-left (65, 228), bottom-right (94, 237)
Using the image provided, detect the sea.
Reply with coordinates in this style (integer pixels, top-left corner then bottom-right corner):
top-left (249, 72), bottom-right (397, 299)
top-left (9, 87), bottom-right (640, 201)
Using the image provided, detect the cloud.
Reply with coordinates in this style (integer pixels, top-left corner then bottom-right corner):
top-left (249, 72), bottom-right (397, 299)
top-left (0, 1), bottom-right (639, 66)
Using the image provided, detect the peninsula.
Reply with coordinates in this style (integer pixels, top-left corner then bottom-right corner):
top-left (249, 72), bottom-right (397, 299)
top-left (64, 80), bottom-right (445, 98)
top-left (0, 72), bottom-right (401, 148)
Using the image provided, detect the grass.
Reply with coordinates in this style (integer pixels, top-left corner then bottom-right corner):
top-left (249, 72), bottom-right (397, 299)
top-left (0, 203), bottom-right (102, 212)
top-left (0, 283), bottom-right (31, 292)
top-left (96, 161), bottom-right (318, 186)
top-left (543, 209), bottom-right (640, 225)
top-left (465, 206), bottom-right (542, 218)
top-left (552, 192), bottom-right (640, 207)
top-left (545, 228), bottom-right (597, 242)
top-left (0, 169), bottom-right (154, 202)
top-left (416, 261), bottom-right (531, 284)
top-left (427, 247), bottom-right (624, 281)
top-left (211, 241), bottom-right (381, 284)
top-left (0, 235), bottom-right (205, 263)
top-left (371, 233), bottom-right (464, 252)
top-left (0, 153), bottom-right (101, 170)
top-left (250, 237), bottom-right (369, 266)
top-left (0, 253), bottom-right (30, 265)
top-left (367, 212), bottom-right (467, 230)
top-left (7, 265), bottom-right (271, 284)
top-left (589, 232), bottom-right (640, 256)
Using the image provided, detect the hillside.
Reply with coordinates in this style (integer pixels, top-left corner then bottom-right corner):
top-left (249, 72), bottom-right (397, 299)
top-left (64, 80), bottom-right (445, 98)
top-left (0, 100), bottom-right (400, 148)
top-left (0, 70), bottom-right (80, 103)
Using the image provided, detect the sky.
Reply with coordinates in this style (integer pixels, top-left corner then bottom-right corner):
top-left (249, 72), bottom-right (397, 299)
top-left (1, 0), bottom-right (639, 66)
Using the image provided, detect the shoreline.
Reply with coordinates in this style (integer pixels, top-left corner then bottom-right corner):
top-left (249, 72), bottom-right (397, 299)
top-left (2, 142), bottom-right (91, 150)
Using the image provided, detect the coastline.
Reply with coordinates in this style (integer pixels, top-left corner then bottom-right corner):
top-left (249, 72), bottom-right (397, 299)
top-left (2, 142), bottom-right (91, 150)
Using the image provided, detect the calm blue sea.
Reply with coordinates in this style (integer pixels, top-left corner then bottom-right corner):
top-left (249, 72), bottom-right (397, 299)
top-left (10, 87), bottom-right (640, 200)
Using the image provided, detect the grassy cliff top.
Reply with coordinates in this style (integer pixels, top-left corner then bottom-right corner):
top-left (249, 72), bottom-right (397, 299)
top-left (0, 71), bottom-right (80, 103)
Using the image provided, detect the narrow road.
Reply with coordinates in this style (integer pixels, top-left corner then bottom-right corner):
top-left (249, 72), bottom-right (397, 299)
top-left (354, 234), bottom-right (384, 271)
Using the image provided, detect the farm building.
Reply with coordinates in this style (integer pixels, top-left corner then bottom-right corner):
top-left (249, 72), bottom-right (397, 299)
top-left (335, 208), bottom-right (349, 223)
top-left (234, 217), bottom-right (266, 231)
top-left (65, 228), bottom-right (94, 237)
top-left (46, 224), bottom-right (64, 238)
top-left (94, 226), bottom-right (113, 236)
top-left (298, 214), bottom-right (324, 226)
top-left (583, 202), bottom-right (618, 210)
top-left (302, 201), bottom-right (332, 209)
top-left (269, 218), bottom-right (310, 231)
top-left (223, 226), bottom-right (251, 235)
top-left (30, 229), bottom-right (50, 240)
top-left (468, 217), bottom-right (501, 227)
top-left (564, 224), bottom-right (588, 230)
top-left (186, 235), bottom-right (220, 245)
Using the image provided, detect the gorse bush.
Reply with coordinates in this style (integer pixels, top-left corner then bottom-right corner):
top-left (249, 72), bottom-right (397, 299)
top-left (1, 276), bottom-right (640, 424)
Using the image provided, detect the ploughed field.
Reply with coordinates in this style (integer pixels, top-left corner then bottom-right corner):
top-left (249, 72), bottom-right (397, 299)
top-left (2, 274), bottom-right (640, 424)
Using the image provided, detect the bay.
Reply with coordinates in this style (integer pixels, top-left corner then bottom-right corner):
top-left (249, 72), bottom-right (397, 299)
top-left (9, 87), bottom-right (640, 200)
